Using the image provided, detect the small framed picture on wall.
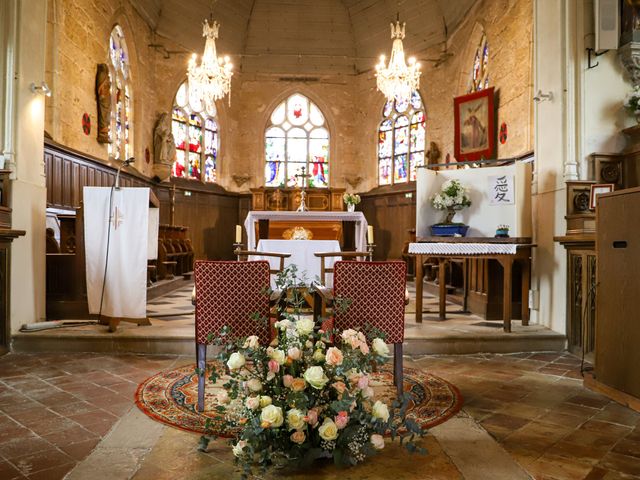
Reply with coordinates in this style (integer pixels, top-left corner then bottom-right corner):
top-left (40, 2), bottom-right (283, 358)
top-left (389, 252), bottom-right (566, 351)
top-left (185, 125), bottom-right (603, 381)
top-left (453, 87), bottom-right (495, 162)
top-left (589, 183), bottom-right (614, 210)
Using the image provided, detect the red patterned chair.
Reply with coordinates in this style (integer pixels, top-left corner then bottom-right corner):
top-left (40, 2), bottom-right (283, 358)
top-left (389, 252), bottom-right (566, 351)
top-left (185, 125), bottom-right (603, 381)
top-left (194, 260), bottom-right (272, 412)
top-left (316, 260), bottom-right (407, 397)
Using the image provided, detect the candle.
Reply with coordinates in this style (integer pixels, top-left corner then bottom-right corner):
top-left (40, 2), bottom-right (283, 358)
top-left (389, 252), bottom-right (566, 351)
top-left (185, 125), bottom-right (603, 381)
top-left (235, 225), bottom-right (242, 243)
top-left (367, 226), bottom-right (374, 244)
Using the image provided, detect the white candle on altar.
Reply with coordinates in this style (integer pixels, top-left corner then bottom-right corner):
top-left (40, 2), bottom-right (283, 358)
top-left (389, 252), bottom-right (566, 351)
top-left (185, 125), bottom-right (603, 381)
top-left (367, 225), bottom-right (374, 244)
top-left (235, 225), bottom-right (242, 243)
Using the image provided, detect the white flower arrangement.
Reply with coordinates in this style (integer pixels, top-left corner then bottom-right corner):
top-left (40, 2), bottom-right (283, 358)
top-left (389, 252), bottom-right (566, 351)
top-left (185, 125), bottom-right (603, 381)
top-left (343, 193), bottom-right (361, 206)
top-left (624, 85), bottom-right (640, 116)
top-left (430, 180), bottom-right (472, 224)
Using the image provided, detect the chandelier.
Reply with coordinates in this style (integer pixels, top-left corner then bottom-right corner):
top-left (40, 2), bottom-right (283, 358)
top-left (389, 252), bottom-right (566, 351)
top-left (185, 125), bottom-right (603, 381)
top-left (187, 17), bottom-right (233, 110)
top-left (375, 18), bottom-right (421, 101)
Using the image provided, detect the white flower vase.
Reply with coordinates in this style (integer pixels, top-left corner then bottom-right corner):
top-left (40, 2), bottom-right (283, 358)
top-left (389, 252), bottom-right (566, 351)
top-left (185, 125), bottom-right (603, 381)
top-left (347, 204), bottom-right (355, 212)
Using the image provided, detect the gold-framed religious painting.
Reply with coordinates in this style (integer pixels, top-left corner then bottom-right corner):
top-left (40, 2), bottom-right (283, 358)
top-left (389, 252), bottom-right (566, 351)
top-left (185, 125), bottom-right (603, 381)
top-left (453, 87), bottom-right (495, 162)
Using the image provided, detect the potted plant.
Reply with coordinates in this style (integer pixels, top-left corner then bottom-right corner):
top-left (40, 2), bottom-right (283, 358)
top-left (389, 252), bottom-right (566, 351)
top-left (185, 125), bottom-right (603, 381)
top-left (624, 85), bottom-right (640, 123)
top-left (343, 193), bottom-right (361, 212)
top-left (430, 179), bottom-right (472, 236)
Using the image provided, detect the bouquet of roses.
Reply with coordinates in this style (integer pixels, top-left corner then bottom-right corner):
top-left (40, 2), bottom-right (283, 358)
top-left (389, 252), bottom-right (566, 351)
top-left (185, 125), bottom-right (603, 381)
top-left (198, 268), bottom-right (424, 478)
top-left (343, 192), bottom-right (361, 206)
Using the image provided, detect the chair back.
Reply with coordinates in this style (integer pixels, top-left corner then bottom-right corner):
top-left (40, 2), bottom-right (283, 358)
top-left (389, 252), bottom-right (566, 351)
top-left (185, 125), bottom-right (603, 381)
top-left (194, 260), bottom-right (271, 345)
top-left (333, 260), bottom-right (407, 343)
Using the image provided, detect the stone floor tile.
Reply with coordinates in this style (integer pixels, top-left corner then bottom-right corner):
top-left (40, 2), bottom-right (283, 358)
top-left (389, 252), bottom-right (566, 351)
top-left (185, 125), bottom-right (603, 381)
top-left (0, 459), bottom-right (26, 479)
top-left (565, 394), bottom-right (611, 410)
top-left (41, 425), bottom-right (98, 448)
top-left (10, 449), bottom-right (74, 477)
top-left (579, 420), bottom-right (634, 438)
top-left (59, 438), bottom-right (100, 461)
top-left (0, 437), bottom-right (55, 460)
top-left (527, 455), bottom-right (595, 480)
top-left (594, 403), bottom-right (640, 428)
top-left (24, 462), bottom-right (75, 480)
top-left (612, 437), bottom-right (640, 459)
top-left (598, 452), bottom-right (640, 477)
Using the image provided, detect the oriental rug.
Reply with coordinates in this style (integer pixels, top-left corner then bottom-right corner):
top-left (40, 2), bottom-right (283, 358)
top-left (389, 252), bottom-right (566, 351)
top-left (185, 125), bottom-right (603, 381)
top-left (135, 362), bottom-right (463, 437)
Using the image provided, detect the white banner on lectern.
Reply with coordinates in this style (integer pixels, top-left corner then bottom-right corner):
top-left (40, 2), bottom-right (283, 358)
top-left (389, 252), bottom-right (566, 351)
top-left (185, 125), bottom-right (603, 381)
top-left (84, 187), bottom-right (149, 318)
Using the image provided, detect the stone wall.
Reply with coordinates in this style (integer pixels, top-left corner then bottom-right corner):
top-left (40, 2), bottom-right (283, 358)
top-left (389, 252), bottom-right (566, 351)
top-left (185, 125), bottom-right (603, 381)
top-left (44, 0), bottom-right (533, 193)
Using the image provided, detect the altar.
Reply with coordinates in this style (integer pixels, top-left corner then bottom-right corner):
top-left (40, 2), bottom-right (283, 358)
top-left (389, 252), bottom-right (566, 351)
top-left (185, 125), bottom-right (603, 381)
top-left (244, 211), bottom-right (368, 252)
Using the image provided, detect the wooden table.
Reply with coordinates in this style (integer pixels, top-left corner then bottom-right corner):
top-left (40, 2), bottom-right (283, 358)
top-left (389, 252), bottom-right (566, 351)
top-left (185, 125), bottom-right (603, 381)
top-left (410, 237), bottom-right (534, 332)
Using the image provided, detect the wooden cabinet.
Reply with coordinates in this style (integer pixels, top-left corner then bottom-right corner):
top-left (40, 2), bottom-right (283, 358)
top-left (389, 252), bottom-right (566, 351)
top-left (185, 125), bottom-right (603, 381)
top-left (250, 187), bottom-right (345, 211)
top-left (596, 187), bottom-right (640, 400)
top-left (555, 236), bottom-right (596, 361)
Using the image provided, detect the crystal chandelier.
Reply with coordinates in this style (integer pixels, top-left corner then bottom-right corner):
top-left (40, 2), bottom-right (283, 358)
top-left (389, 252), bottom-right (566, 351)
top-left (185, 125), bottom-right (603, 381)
top-left (188, 16), bottom-right (233, 110)
top-left (375, 18), bottom-right (421, 101)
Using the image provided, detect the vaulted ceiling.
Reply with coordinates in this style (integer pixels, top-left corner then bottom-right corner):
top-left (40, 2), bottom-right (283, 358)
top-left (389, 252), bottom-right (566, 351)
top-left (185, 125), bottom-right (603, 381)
top-left (132, 0), bottom-right (477, 74)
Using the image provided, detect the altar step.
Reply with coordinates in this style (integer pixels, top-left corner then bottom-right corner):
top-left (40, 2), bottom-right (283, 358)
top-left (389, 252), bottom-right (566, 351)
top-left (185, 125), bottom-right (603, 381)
top-left (11, 317), bottom-right (566, 356)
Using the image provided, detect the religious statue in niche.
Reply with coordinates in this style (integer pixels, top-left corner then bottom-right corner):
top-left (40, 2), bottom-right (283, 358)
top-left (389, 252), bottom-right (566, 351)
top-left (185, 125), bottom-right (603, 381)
top-left (95, 64), bottom-right (111, 144)
top-left (152, 112), bottom-right (176, 182)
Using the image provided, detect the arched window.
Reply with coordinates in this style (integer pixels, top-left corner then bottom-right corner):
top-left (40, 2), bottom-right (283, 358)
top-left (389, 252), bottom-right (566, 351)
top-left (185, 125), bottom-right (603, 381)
top-left (469, 33), bottom-right (489, 93)
top-left (108, 25), bottom-right (132, 161)
top-left (377, 91), bottom-right (425, 185)
top-left (171, 81), bottom-right (219, 182)
top-left (265, 93), bottom-right (329, 188)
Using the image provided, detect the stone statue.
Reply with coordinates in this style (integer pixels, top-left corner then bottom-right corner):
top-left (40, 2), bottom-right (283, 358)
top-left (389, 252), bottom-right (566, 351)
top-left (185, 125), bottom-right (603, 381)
top-left (152, 112), bottom-right (176, 181)
top-left (426, 141), bottom-right (441, 165)
top-left (95, 63), bottom-right (111, 144)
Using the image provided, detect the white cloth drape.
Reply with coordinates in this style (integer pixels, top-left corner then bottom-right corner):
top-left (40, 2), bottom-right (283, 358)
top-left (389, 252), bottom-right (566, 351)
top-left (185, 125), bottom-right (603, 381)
top-left (84, 187), bottom-right (149, 318)
top-left (253, 239), bottom-right (341, 288)
top-left (408, 242), bottom-right (518, 255)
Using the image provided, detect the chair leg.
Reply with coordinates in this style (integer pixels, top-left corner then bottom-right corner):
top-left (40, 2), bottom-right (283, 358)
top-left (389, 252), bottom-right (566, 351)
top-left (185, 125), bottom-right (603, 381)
top-left (197, 343), bottom-right (206, 412)
top-left (394, 343), bottom-right (403, 398)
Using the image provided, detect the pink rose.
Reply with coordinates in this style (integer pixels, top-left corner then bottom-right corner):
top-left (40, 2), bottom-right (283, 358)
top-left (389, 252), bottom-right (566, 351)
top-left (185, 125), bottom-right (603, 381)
top-left (268, 359), bottom-right (280, 373)
top-left (335, 411), bottom-right (349, 429)
top-left (305, 408), bottom-right (319, 426)
top-left (283, 374), bottom-right (294, 388)
top-left (359, 342), bottom-right (370, 354)
top-left (291, 430), bottom-right (306, 444)
top-left (325, 347), bottom-right (344, 366)
top-left (332, 381), bottom-right (347, 394)
top-left (357, 375), bottom-right (369, 390)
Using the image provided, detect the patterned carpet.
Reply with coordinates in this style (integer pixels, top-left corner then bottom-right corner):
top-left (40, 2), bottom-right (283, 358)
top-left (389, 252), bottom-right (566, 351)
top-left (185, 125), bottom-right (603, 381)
top-left (135, 361), bottom-right (463, 436)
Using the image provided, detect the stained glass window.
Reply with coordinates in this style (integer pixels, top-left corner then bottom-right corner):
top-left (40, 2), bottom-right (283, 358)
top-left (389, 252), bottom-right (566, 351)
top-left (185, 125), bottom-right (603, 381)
top-left (265, 93), bottom-right (329, 188)
top-left (470, 33), bottom-right (489, 93)
top-left (108, 26), bottom-right (132, 161)
top-left (171, 81), bottom-right (219, 182)
top-left (377, 90), bottom-right (425, 185)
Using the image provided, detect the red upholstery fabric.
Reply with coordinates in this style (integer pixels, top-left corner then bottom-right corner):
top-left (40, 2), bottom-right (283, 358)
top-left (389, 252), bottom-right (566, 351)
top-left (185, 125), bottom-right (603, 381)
top-left (194, 261), bottom-right (271, 345)
top-left (333, 261), bottom-right (407, 343)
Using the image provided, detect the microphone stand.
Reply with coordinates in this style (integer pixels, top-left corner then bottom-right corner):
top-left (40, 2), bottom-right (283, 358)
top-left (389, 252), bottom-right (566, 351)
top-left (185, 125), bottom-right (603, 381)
top-left (115, 157), bottom-right (134, 190)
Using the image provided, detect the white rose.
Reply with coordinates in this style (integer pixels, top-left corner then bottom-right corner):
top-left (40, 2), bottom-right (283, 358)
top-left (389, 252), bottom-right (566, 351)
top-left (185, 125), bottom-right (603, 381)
top-left (318, 418), bottom-right (338, 441)
top-left (370, 434), bottom-right (385, 450)
top-left (245, 397), bottom-right (260, 410)
top-left (296, 318), bottom-right (315, 336)
top-left (275, 319), bottom-right (292, 330)
top-left (372, 400), bottom-right (390, 422)
top-left (259, 395), bottom-right (272, 408)
top-left (303, 366), bottom-right (329, 389)
top-left (260, 404), bottom-right (284, 428)
top-left (269, 349), bottom-right (286, 365)
top-left (227, 352), bottom-right (245, 370)
top-left (372, 338), bottom-right (390, 357)
top-left (287, 347), bottom-right (302, 360)
top-left (243, 335), bottom-right (260, 349)
top-left (286, 408), bottom-right (306, 430)
top-left (246, 378), bottom-right (263, 392)
top-left (232, 440), bottom-right (247, 457)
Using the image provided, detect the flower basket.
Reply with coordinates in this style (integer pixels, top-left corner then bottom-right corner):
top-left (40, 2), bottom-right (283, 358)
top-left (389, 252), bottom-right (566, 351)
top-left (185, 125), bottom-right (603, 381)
top-left (199, 266), bottom-right (424, 478)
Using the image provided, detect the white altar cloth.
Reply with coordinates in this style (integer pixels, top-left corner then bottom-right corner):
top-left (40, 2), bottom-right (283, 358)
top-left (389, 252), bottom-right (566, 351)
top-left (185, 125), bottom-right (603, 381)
top-left (244, 211), bottom-right (368, 251)
top-left (408, 242), bottom-right (518, 255)
top-left (253, 239), bottom-right (341, 287)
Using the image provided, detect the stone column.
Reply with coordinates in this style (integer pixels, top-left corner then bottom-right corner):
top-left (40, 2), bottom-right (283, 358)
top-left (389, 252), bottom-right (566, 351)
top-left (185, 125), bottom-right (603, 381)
top-left (7, 0), bottom-right (48, 330)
